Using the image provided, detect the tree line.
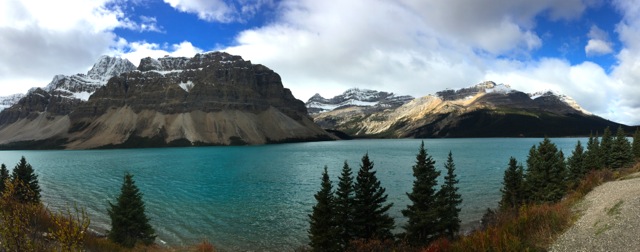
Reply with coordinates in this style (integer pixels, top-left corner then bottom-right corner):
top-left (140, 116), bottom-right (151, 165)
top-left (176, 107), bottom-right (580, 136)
top-left (309, 126), bottom-right (640, 251)
top-left (500, 126), bottom-right (639, 209)
top-left (0, 156), bottom-right (155, 250)
top-left (308, 141), bottom-right (462, 251)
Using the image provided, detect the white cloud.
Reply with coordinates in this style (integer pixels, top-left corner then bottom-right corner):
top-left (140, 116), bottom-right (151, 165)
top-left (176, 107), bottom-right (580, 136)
top-left (585, 25), bottom-right (613, 56)
top-left (114, 41), bottom-right (203, 66)
top-left (163, 0), bottom-right (273, 23)
top-left (0, 0), bottom-right (176, 96)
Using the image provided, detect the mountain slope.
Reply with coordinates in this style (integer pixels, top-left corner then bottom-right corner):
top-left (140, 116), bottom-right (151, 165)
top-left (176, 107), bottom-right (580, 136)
top-left (0, 52), bottom-right (332, 149)
top-left (313, 81), bottom-right (628, 138)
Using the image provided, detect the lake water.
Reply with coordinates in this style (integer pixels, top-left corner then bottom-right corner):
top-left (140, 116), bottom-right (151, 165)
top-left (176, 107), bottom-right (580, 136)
top-left (0, 138), bottom-right (585, 251)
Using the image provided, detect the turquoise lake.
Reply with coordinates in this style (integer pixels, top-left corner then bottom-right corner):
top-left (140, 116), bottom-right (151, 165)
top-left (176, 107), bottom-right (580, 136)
top-left (0, 138), bottom-right (586, 251)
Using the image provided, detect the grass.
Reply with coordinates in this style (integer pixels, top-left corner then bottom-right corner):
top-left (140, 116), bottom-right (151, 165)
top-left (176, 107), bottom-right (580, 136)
top-left (606, 200), bottom-right (624, 216)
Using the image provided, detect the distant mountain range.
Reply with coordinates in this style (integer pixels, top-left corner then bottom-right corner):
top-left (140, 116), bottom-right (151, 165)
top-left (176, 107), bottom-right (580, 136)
top-left (0, 52), bottom-right (331, 149)
top-left (309, 81), bottom-right (630, 138)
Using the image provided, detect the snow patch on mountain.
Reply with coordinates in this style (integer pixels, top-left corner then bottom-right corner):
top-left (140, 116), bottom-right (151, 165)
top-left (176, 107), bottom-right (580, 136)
top-left (179, 81), bottom-right (194, 92)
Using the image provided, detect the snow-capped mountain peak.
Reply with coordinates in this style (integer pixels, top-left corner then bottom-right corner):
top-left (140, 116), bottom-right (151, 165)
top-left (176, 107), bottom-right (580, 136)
top-left (528, 90), bottom-right (591, 115)
top-left (87, 56), bottom-right (136, 81)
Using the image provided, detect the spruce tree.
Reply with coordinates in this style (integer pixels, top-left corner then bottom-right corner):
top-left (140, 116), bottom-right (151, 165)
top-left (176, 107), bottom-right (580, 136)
top-left (334, 161), bottom-right (355, 249)
top-left (633, 128), bottom-right (640, 159)
top-left (402, 141), bottom-right (440, 245)
top-left (584, 132), bottom-right (603, 170)
top-left (11, 156), bottom-right (41, 203)
top-left (308, 166), bottom-right (340, 252)
top-left (352, 153), bottom-right (394, 241)
top-left (499, 157), bottom-right (524, 209)
top-left (0, 163), bottom-right (8, 193)
top-left (600, 127), bottom-right (613, 167)
top-left (108, 173), bottom-right (156, 247)
top-left (436, 151), bottom-right (462, 240)
top-left (610, 126), bottom-right (633, 169)
top-left (567, 141), bottom-right (586, 185)
top-left (524, 138), bottom-right (567, 203)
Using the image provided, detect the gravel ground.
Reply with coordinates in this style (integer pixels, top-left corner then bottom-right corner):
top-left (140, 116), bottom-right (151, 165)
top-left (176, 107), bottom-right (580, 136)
top-left (550, 172), bottom-right (640, 252)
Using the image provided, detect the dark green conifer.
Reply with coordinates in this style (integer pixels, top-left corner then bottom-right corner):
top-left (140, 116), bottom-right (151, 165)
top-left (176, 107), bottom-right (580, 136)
top-left (600, 127), bottom-right (613, 167)
top-left (308, 166), bottom-right (340, 252)
top-left (402, 141), bottom-right (440, 245)
top-left (584, 132), bottom-right (603, 170)
top-left (0, 163), bottom-right (8, 193)
top-left (334, 161), bottom-right (355, 249)
top-left (499, 157), bottom-right (525, 209)
top-left (567, 141), bottom-right (586, 185)
top-left (436, 151), bottom-right (462, 240)
top-left (610, 126), bottom-right (633, 169)
top-left (524, 138), bottom-right (567, 203)
top-left (108, 173), bottom-right (156, 247)
top-left (352, 153), bottom-right (394, 241)
top-left (11, 156), bottom-right (41, 203)
top-left (633, 128), bottom-right (640, 159)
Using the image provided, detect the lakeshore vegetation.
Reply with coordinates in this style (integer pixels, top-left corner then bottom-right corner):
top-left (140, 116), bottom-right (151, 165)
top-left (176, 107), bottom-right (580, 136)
top-left (0, 126), bottom-right (639, 251)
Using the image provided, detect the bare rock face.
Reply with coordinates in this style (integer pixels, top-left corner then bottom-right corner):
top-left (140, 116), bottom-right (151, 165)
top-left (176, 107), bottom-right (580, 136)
top-left (0, 52), bottom-right (331, 149)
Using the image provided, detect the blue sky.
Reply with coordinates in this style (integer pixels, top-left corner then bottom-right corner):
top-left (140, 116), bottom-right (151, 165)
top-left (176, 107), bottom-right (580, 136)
top-left (1, 0), bottom-right (639, 125)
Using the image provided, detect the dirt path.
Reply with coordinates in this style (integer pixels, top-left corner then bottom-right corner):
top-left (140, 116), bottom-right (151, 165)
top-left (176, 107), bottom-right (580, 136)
top-left (550, 172), bottom-right (640, 252)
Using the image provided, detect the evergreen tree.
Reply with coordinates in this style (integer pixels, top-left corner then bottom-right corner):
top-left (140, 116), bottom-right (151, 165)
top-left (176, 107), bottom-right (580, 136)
top-left (600, 127), bottom-right (613, 167)
top-left (524, 138), bottom-right (567, 203)
top-left (402, 141), bottom-right (440, 245)
top-left (610, 126), bottom-right (633, 169)
top-left (10, 156), bottom-right (41, 203)
top-left (584, 132), bottom-right (603, 170)
top-left (633, 128), bottom-right (640, 159)
top-left (334, 161), bottom-right (355, 249)
top-left (108, 173), bottom-right (156, 247)
top-left (436, 151), bottom-right (462, 240)
top-left (499, 157), bottom-right (525, 209)
top-left (308, 166), bottom-right (340, 252)
top-left (567, 141), bottom-right (586, 185)
top-left (0, 163), bottom-right (8, 193)
top-left (352, 153), bottom-right (394, 241)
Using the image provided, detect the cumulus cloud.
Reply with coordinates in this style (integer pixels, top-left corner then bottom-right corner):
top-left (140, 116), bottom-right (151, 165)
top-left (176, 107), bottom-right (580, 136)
top-left (223, 0), bottom-right (588, 97)
top-left (0, 0), bottom-right (173, 96)
top-left (163, 0), bottom-right (273, 23)
top-left (585, 25), bottom-right (613, 56)
top-left (113, 40), bottom-right (203, 66)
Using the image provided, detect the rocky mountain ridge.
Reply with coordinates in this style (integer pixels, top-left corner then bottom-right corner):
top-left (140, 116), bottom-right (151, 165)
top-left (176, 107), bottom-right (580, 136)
top-left (312, 81), bottom-right (627, 138)
top-left (0, 52), bottom-right (331, 149)
top-left (305, 88), bottom-right (414, 114)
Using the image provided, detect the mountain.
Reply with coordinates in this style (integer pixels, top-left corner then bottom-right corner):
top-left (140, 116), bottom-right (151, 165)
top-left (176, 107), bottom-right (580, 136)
top-left (0, 52), bottom-right (332, 149)
top-left (313, 81), bottom-right (628, 138)
top-left (305, 88), bottom-right (414, 114)
top-left (0, 94), bottom-right (24, 112)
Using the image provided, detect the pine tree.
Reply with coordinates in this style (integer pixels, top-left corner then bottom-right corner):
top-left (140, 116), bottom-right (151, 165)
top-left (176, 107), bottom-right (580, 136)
top-left (402, 141), bottom-right (440, 245)
top-left (352, 153), bottom-right (394, 241)
top-left (633, 128), bottom-right (640, 159)
top-left (11, 156), bottom-right (41, 203)
top-left (308, 166), bottom-right (340, 252)
top-left (0, 163), bottom-right (8, 193)
top-left (584, 132), bottom-right (603, 170)
top-left (108, 173), bottom-right (156, 247)
top-left (334, 161), bottom-right (355, 249)
top-left (567, 141), bottom-right (586, 185)
top-left (524, 138), bottom-right (567, 203)
top-left (610, 126), bottom-right (633, 169)
top-left (499, 157), bottom-right (524, 209)
top-left (436, 151), bottom-right (462, 240)
top-left (600, 127), bottom-right (613, 167)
